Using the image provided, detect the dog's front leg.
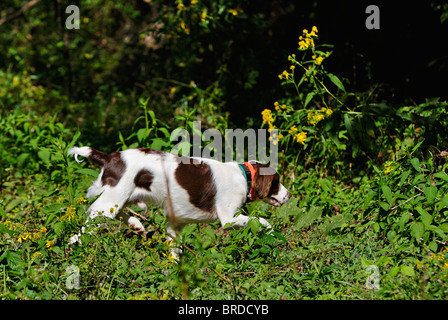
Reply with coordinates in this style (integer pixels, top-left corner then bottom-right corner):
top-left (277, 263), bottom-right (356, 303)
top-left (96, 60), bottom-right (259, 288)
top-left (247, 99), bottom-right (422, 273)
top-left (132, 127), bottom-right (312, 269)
top-left (68, 188), bottom-right (130, 245)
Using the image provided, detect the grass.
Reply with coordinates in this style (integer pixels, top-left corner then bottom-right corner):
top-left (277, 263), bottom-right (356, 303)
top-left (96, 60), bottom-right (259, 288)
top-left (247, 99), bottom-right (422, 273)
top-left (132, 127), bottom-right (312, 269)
top-left (1, 162), bottom-right (447, 300)
top-left (1, 112), bottom-right (447, 300)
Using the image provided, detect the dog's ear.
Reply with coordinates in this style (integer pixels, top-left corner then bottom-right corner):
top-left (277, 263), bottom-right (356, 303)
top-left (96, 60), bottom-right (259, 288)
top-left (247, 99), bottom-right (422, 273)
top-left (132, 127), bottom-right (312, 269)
top-left (252, 165), bottom-right (277, 200)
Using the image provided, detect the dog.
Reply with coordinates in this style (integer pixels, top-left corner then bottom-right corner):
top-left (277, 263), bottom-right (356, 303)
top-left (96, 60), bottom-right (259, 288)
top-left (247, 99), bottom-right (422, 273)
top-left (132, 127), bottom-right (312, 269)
top-left (67, 146), bottom-right (291, 257)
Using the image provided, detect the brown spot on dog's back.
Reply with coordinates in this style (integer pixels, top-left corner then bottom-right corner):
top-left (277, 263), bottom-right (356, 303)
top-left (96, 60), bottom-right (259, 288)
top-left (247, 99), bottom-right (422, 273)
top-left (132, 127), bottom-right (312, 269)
top-left (134, 169), bottom-right (154, 191)
top-left (101, 152), bottom-right (126, 187)
top-left (174, 159), bottom-right (216, 214)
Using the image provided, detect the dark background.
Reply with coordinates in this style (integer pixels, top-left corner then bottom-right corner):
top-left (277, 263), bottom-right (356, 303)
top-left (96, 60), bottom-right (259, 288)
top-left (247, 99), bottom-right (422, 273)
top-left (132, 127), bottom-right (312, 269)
top-left (1, 0), bottom-right (447, 129)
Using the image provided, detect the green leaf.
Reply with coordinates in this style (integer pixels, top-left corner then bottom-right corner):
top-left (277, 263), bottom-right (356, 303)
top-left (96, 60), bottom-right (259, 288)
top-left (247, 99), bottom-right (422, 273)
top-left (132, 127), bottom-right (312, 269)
top-left (399, 212), bottom-right (410, 232)
top-left (416, 206), bottom-right (433, 227)
top-left (304, 91), bottom-right (316, 107)
top-left (344, 114), bottom-right (355, 140)
top-left (75, 168), bottom-right (99, 178)
top-left (373, 222), bottom-right (380, 233)
top-left (410, 158), bottom-right (421, 172)
top-left (429, 241), bottom-right (438, 252)
top-left (1, 250), bottom-right (23, 272)
top-left (439, 223), bottom-right (448, 233)
top-left (202, 228), bottom-right (216, 242)
top-left (400, 265), bottom-right (415, 277)
top-left (411, 222), bottom-right (425, 239)
top-left (427, 225), bottom-right (447, 240)
top-left (381, 185), bottom-right (393, 205)
top-left (53, 222), bottom-right (65, 236)
top-left (38, 150), bottom-right (51, 165)
top-left (17, 153), bottom-right (30, 167)
top-left (379, 201), bottom-right (390, 211)
top-left (434, 171), bottom-right (448, 183)
top-left (411, 140), bottom-right (424, 154)
top-left (67, 129), bottom-right (81, 151)
top-left (137, 128), bottom-right (150, 142)
top-left (424, 186), bottom-right (437, 203)
top-left (327, 73), bottom-right (345, 91)
top-left (5, 198), bottom-right (22, 212)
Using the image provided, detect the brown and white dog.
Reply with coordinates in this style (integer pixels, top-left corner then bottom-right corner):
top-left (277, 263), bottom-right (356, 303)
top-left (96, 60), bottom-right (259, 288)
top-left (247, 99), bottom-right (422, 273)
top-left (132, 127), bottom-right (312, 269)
top-left (67, 147), bottom-right (291, 256)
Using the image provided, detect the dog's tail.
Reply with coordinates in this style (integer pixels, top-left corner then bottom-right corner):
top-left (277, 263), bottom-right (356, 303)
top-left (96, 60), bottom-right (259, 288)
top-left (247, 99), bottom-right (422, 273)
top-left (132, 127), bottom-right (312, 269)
top-left (67, 146), bottom-right (109, 167)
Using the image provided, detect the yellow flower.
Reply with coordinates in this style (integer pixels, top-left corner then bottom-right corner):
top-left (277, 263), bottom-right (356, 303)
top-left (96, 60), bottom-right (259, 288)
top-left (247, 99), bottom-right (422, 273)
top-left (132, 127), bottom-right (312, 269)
top-left (269, 132), bottom-right (282, 145)
top-left (76, 197), bottom-right (87, 204)
top-left (61, 205), bottom-right (77, 221)
top-left (288, 125), bottom-right (298, 134)
top-left (177, 0), bottom-right (184, 11)
top-left (46, 240), bottom-right (55, 249)
top-left (32, 252), bottom-right (42, 261)
top-left (298, 40), bottom-right (308, 50)
top-left (200, 10), bottom-right (207, 22)
top-left (293, 131), bottom-right (307, 145)
top-left (229, 8), bottom-right (243, 16)
top-left (180, 22), bottom-right (190, 35)
top-left (261, 109), bottom-right (274, 124)
top-left (314, 56), bottom-right (324, 65)
top-left (307, 26), bottom-right (318, 37)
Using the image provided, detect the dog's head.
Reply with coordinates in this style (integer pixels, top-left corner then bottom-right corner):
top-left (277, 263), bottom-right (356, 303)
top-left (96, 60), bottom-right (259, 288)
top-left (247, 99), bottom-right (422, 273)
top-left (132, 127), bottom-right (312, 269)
top-left (249, 161), bottom-right (291, 207)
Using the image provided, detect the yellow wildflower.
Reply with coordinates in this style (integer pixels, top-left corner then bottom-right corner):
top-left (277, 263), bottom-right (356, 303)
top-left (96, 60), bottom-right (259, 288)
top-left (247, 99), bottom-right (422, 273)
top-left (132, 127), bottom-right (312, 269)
top-left (288, 125), bottom-right (298, 134)
top-left (229, 8), bottom-right (243, 16)
top-left (269, 132), bottom-right (282, 145)
top-left (177, 0), bottom-right (184, 11)
top-left (298, 40), bottom-right (308, 50)
top-left (308, 26), bottom-right (318, 37)
top-left (314, 56), bottom-right (324, 65)
top-left (200, 10), bottom-right (207, 22)
top-left (262, 109), bottom-right (274, 124)
top-left (61, 205), bottom-right (77, 222)
top-left (32, 252), bottom-right (42, 261)
top-left (46, 240), bottom-right (55, 249)
top-left (76, 197), bottom-right (88, 204)
top-left (180, 22), bottom-right (190, 35)
top-left (293, 131), bottom-right (307, 145)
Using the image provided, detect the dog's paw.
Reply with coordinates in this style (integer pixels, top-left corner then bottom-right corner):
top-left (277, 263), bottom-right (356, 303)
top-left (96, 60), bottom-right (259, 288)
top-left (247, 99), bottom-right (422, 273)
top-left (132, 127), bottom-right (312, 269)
top-left (128, 216), bottom-right (146, 234)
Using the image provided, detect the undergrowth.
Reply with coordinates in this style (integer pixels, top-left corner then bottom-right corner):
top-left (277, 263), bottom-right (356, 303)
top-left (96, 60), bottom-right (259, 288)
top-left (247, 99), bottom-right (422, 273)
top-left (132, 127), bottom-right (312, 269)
top-left (1, 109), bottom-right (447, 300)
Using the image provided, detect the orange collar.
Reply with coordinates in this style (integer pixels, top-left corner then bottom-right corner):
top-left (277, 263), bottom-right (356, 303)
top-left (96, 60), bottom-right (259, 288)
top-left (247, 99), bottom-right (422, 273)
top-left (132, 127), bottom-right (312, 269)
top-left (243, 162), bottom-right (256, 201)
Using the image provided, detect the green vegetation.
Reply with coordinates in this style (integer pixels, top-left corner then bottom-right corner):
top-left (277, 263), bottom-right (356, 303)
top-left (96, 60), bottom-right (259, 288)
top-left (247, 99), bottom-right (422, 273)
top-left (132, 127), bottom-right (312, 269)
top-left (1, 1), bottom-right (448, 300)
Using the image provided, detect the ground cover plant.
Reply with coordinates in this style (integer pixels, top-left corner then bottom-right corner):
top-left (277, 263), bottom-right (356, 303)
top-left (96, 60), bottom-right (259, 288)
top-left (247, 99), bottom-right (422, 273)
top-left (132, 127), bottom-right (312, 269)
top-left (1, 1), bottom-right (448, 300)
